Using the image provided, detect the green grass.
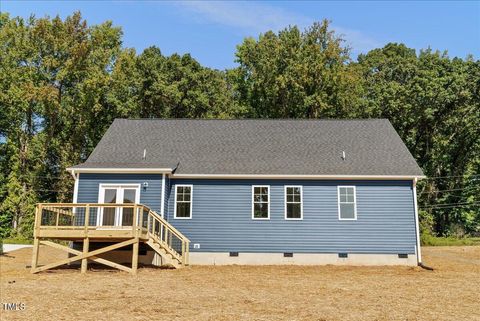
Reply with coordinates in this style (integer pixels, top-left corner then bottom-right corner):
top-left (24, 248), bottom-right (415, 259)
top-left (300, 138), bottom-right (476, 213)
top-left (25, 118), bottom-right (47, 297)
top-left (2, 237), bottom-right (33, 245)
top-left (421, 235), bottom-right (480, 246)
top-left (3, 235), bottom-right (480, 247)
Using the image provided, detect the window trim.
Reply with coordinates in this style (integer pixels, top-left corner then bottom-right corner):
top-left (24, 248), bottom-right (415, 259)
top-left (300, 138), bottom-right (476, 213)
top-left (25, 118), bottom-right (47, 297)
top-left (284, 185), bottom-right (303, 220)
top-left (174, 184), bottom-right (193, 220)
top-left (251, 185), bottom-right (270, 220)
top-left (337, 185), bottom-right (357, 221)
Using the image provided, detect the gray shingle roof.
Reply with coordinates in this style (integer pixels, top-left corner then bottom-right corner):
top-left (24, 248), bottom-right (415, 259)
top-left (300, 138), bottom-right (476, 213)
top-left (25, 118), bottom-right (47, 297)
top-left (71, 119), bottom-right (424, 176)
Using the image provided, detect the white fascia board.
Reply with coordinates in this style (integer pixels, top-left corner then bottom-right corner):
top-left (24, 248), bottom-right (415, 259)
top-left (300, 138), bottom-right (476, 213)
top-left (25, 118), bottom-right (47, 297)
top-left (67, 167), bottom-right (173, 174)
top-left (170, 174), bottom-right (426, 180)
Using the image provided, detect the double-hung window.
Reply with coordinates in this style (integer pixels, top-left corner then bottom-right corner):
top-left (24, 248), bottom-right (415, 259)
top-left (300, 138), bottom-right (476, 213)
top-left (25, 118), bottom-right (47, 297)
top-left (338, 186), bottom-right (357, 220)
top-left (252, 186), bottom-right (270, 219)
top-left (175, 185), bottom-right (192, 219)
top-left (285, 186), bottom-right (303, 220)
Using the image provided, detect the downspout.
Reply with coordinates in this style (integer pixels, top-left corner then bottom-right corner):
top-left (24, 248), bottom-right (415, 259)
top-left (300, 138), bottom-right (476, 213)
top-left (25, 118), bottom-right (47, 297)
top-left (413, 177), bottom-right (433, 271)
top-left (413, 177), bottom-right (422, 264)
top-left (413, 178), bottom-right (434, 270)
top-left (160, 173), bottom-right (165, 218)
top-left (72, 170), bottom-right (79, 204)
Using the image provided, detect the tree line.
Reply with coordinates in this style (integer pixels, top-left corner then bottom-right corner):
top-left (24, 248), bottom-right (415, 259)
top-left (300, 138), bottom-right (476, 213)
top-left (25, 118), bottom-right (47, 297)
top-left (0, 12), bottom-right (478, 240)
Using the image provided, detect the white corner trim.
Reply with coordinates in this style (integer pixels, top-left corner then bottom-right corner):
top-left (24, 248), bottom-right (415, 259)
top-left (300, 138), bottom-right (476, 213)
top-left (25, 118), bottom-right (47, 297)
top-left (284, 185), bottom-right (303, 220)
top-left (160, 174), bottom-right (165, 217)
top-left (171, 173), bottom-right (426, 180)
top-left (67, 167), bottom-right (173, 174)
top-left (72, 173), bottom-right (79, 203)
top-left (174, 184), bottom-right (193, 219)
top-left (337, 185), bottom-right (358, 221)
top-left (252, 185), bottom-right (270, 220)
top-left (412, 178), bottom-right (422, 264)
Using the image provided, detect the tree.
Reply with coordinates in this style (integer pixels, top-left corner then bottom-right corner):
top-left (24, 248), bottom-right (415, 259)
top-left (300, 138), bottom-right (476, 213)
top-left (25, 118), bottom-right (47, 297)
top-left (0, 12), bottom-right (125, 237)
top-left (234, 20), bottom-right (363, 118)
top-left (134, 47), bottom-right (238, 119)
top-left (357, 44), bottom-right (480, 235)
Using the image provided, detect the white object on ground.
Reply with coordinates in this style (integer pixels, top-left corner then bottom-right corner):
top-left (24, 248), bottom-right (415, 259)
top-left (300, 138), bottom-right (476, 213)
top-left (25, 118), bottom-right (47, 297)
top-left (2, 244), bottom-right (33, 253)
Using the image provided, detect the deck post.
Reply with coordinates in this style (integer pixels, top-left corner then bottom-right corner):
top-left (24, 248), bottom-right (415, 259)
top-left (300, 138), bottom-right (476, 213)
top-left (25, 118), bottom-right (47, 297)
top-left (139, 206), bottom-right (144, 231)
top-left (132, 205), bottom-right (138, 237)
top-left (81, 237), bottom-right (89, 273)
top-left (31, 205), bottom-right (41, 273)
top-left (84, 205), bottom-right (90, 237)
top-left (181, 241), bottom-right (186, 266)
top-left (132, 238), bottom-right (139, 275)
top-left (31, 238), bottom-right (40, 272)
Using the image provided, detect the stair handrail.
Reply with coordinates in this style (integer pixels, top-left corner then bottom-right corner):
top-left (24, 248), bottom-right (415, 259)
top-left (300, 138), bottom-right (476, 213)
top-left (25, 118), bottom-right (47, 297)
top-left (145, 208), bottom-right (190, 265)
top-left (148, 209), bottom-right (190, 243)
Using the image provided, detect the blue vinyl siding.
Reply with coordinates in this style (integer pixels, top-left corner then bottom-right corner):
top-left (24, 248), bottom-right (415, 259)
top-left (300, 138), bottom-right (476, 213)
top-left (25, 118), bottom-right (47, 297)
top-left (75, 174), bottom-right (417, 254)
top-left (167, 179), bottom-right (417, 254)
top-left (163, 175), bottom-right (170, 216)
top-left (77, 173), bottom-right (163, 225)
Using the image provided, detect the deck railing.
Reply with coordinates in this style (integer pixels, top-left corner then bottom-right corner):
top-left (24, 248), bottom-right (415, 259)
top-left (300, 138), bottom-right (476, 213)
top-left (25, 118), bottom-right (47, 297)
top-left (34, 203), bottom-right (190, 266)
top-left (147, 209), bottom-right (190, 265)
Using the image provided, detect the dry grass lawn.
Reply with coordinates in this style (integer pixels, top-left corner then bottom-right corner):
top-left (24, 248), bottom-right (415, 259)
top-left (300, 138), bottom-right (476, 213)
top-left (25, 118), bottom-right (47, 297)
top-left (1, 246), bottom-right (479, 321)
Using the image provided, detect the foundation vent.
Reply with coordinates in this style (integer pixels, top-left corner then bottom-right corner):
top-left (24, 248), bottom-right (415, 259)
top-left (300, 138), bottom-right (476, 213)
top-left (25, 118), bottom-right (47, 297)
top-left (283, 252), bottom-right (293, 257)
top-left (338, 253), bottom-right (348, 258)
top-left (229, 252), bottom-right (239, 257)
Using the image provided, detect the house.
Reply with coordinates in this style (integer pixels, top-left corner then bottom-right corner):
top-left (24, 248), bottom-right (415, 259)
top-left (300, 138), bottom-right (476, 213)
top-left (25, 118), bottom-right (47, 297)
top-left (71, 118), bottom-right (426, 264)
top-left (31, 119), bottom-right (425, 273)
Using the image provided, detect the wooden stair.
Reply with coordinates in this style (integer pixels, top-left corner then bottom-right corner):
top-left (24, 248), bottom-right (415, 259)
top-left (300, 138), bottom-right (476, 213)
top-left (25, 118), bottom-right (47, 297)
top-left (146, 239), bottom-right (180, 268)
top-left (144, 209), bottom-right (190, 268)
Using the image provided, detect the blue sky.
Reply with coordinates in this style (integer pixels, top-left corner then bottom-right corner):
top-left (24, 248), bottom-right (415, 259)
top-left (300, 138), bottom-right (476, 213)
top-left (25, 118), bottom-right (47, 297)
top-left (2, 1), bottom-right (479, 69)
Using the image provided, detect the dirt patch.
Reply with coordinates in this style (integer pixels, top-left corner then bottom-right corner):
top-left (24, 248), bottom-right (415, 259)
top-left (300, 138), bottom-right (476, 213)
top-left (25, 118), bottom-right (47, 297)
top-left (1, 246), bottom-right (479, 321)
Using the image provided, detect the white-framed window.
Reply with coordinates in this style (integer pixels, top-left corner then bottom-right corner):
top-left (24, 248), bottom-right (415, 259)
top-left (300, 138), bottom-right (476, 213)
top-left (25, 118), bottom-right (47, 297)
top-left (252, 185), bottom-right (270, 220)
top-left (285, 186), bottom-right (303, 220)
top-left (338, 186), bottom-right (357, 220)
top-left (174, 185), bottom-right (193, 219)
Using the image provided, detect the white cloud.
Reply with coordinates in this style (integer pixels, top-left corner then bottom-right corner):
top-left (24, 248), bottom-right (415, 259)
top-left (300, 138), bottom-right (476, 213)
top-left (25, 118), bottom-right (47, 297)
top-left (333, 25), bottom-right (382, 53)
top-left (177, 1), bottom-right (309, 34)
top-left (175, 1), bottom-right (380, 53)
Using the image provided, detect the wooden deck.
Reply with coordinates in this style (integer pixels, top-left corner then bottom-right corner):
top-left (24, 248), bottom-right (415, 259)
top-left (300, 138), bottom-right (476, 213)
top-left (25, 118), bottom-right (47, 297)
top-left (31, 203), bottom-right (190, 274)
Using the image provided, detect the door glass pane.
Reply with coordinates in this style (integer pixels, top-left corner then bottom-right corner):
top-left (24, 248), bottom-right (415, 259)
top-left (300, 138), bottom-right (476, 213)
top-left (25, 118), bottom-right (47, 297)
top-left (122, 189), bottom-right (136, 226)
top-left (123, 189), bottom-right (136, 203)
top-left (104, 189), bottom-right (116, 203)
top-left (103, 189), bottom-right (116, 225)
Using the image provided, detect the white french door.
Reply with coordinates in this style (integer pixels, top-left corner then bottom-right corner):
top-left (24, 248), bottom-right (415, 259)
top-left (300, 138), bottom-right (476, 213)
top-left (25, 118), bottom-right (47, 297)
top-left (98, 184), bottom-right (140, 227)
